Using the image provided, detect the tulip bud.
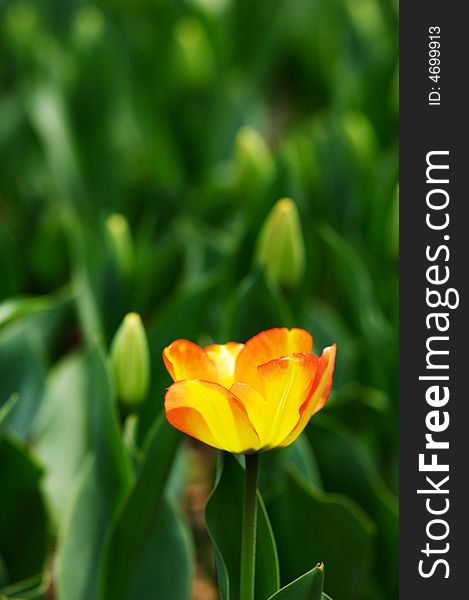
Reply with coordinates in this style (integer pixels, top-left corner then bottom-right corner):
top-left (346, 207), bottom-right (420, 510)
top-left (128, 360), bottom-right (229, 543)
top-left (73, 5), bottom-right (105, 49)
top-left (5, 2), bottom-right (38, 49)
top-left (234, 126), bottom-right (274, 192)
top-left (111, 313), bottom-right (150, 408)
top-left (105, 213), bottom-right (133, 276)
top-left (341, 110), bottom-right (378, 173)
top-left (256, 198), bottom-right (305, 289)
top-left (173, 16), bottom-right (215, 88)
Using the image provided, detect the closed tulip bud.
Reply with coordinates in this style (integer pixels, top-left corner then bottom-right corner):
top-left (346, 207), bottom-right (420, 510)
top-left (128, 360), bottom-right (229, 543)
top-left (341, 110), bottom-right (378, 172)
top-left (5, 2), bottom-right (38, 47)
top-left (105, 213), bottom-right (133, 276)
top-left (73, 5), bottom-right (105, 49)
top-left (256, 198), bottom-right (305, 289)
top-left (234, 126), bottom-right (274, 192)
top-left (111, 313), bottom-right (150, 408)
top-left (174, 16), bottom-right (215, 88)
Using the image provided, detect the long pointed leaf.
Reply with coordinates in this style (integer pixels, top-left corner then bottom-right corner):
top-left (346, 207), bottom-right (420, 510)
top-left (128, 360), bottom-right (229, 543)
top-left (99, 417), bottom-right (181, 600)
top-left (267, 564), bottom-right (325, 600)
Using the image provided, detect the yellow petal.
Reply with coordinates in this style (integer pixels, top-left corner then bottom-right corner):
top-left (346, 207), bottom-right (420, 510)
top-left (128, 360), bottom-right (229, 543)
top-left (235, 327), bottom-right (313, 391)
top-left (280, 344), bottom-right (336, 447)
top-left (165, 379), bottom-right (260, 453)
top-left (163, 339), bottom-right (217, 382)
top-left (230, 382), bottom-right (269, 443)
top-left (255, 353), bottom-right (319, 449)
top-left (205, 342), bottom-right (244, 388)
top-left (164, 404), bottom-right (220, 449)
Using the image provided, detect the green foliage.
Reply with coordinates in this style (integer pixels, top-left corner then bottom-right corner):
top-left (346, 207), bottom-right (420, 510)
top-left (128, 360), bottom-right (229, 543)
top-left (205, 453), bottom-right (280, 600)
top-left (33, 353), bottom-right (89, 526)
top-left (0, 0), bottom-right (397, 597)
top-left (0, 320), bottom-right (46, 438)
top-left (307, 415), bottom-right (399, 598)
top-left (99, 418), bottom-right (182, 600)
top-left (267, 564), bottom-right (325, 600)
top-left (126, 496), bottom-right (194, 600)
top-left (0, 435), bottom-right (49, 586)
top-left (56, 454), bottom-right (108, 600)
top-left (56, 341), bottom-right (134, 600)
top-left (267, 466), bottom-right (374, 600)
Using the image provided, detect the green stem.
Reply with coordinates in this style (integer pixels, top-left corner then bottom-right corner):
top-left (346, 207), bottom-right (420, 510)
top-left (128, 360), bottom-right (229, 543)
top-left (240, 453), bottom-right (259, 600)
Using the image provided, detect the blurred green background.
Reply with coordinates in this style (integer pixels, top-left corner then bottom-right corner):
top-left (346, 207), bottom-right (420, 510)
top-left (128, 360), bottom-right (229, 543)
top-left (0, 0), bottom-right (398, 599)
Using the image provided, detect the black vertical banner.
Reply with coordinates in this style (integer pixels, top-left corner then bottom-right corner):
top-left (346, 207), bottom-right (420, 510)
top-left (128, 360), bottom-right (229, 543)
top-left (400, 2), bottom-right (467, 598)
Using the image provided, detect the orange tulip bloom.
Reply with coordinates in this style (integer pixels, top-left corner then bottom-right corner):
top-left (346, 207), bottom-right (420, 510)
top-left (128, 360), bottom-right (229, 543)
top-left (163, 328), bottom-right (336, 454)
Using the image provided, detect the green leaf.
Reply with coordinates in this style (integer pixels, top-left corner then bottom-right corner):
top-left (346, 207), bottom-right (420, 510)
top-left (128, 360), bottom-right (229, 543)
top-left (0, 322), bottom-right (46, 438)
top-left (0, 288), bottom-right (73, 331)
top-left (0, 572), bottom-right (49, 599)
top-left (205, 453), bottom-right (280, 600)
top-left (286, 436), bottom-right (323, 489)
top-left (267, 564), bottom-right (324, 600)
top-left (221, 269), bottom-right (293, 342)
top-left (99, 416), bottom-right (182, 600)
top-left (85, 340), bottom-right (134, 513)
top-left (317, 224), bottom-right (392, 357)
top-left (56, 454), bottom-right (106, 600)
top-left (25, 81), bottom-right (84, 208)
top-left (0, 396), bottom-right (18, 435)
top-left (0, 296), bottom-right (54, 330)
top-left (306, 415), bottom-right (398, 598)
top-left (32, 353), bottom-right (89, 526)
top-left (259, 436), bottom-right (322, 502)
top-left (0, 436), bottom-right (49, 585)
top-left (56, 341), bottom-right (133, 600)
top-left (66, 217), bottom-right (103, 345)
top-left (127, 495), bottom-right (194, 600)
top-left (267, 467), bottom-right (374, 600)
top-left (299, 299), bottom-right (357, 391)
top-left (59, 442), bottom-right (192, 600)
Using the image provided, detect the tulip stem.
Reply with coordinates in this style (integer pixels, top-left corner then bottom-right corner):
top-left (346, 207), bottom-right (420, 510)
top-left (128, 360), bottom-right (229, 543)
top-left (240, 453), bottom-right (259, 600)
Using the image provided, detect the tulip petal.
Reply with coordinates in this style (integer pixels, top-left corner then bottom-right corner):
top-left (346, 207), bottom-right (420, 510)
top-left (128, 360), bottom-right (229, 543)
top-left (163, 340), bottom-right (217, 382)
top-left (255, 353), bottom-right (318, 449)
top-left (205, 342), bottom-right (244, 388)
top-left (165, 380), bottom-right (260, 453)
top-left (279, 344), bottom-right (336, 447)
top-left (230, 382), bottom-right (269, 443)
top-left (164, 405), bottom-right (220, 449)
top-left (235, 327), bottom-right (313, 391)
top-left (231, 353), bottom-right (319, 450)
